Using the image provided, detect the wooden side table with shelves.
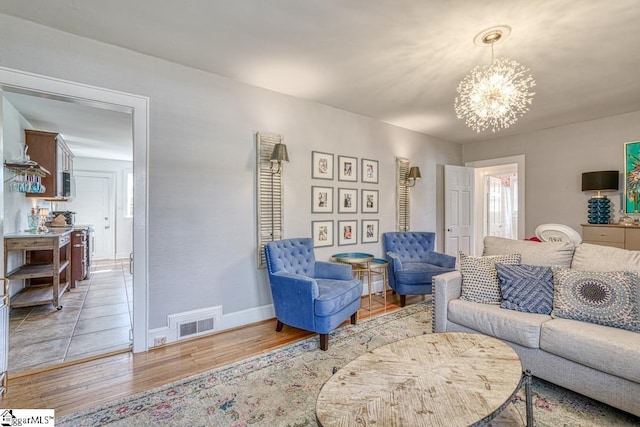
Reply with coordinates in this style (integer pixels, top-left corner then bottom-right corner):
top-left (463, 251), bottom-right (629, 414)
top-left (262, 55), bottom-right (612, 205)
top-left (581, 224), bottom-right (640, 250)
top-left (4, 231), bottom-right (72, 310)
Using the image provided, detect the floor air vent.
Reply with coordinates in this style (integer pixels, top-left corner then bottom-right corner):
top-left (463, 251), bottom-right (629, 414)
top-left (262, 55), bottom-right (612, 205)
top-left (168, 306), bottom-right (223, 341)
top-left (179, 317), bottom-right (215, 339)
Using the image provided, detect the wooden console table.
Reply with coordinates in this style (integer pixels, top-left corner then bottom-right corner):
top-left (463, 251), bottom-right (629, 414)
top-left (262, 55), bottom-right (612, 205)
top-left (4, 231), bottom-right (71, 310)
top-left (581, 224), bottom-right (640, 250)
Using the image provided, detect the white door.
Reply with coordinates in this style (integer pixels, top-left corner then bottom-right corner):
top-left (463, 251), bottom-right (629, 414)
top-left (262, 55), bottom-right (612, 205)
top-left (444, 165), bottom-right (474, 257)
top-left (66, 172), bottom-right (115, 260)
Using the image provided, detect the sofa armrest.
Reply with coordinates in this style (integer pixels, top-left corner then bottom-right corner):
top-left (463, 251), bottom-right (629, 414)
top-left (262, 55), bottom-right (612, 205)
top-left (422, 251), bottom-right (457, 268)
top-left (270, 272), bottom-right (320, 301)
top-left (386, 251), bottom-right (403, 271)
top-left (314, 261), bottom-right (353, 280)
top-left (432, 271), bottom-right (462, 333)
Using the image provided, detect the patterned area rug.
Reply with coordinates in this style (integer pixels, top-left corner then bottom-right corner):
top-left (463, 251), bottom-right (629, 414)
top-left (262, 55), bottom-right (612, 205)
top-left (59, 302), bottom-right (639, 426)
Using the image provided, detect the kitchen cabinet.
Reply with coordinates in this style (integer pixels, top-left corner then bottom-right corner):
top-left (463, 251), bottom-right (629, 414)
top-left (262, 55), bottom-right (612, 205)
top-left (71, 228), bottom-right (90, 287)
top-left (24, 129), bottom-right (74, 200)
top-left (4, 231), bottom-right (71, 309)
top-left (581, 224), bottom-right (640, 250)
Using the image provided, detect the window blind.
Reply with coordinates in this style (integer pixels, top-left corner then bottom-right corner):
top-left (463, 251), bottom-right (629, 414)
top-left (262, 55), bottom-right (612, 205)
top-left (256, 132), bottom-right (284, 268)
top-left (396, 157), bottom-right (410, 231)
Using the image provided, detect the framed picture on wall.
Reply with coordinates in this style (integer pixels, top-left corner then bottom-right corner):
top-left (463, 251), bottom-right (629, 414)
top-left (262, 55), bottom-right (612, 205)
top-left (361, 189), bottom-right (379, 213)
top-left (338, 155), bottom-right (358, 182)
top-left (338, 220), bottom-right (358, 246)
top-left (312, 186), bottom-right (334, 213)
top-left (338, 188), bottom-right (358, 213)
top-left (312, 151), bottom-right (334, 180)
top-left (624, 141), bottom-right (640, 213)
top-left (361, 219), bottom-right (379, 243)
top-left (312, 220), bottom-right (334, 247)
top-left (361, 158), bottom-right (379, 183)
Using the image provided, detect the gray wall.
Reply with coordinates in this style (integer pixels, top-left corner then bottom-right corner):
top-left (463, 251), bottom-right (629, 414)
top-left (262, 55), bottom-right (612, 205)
top-left (0, 14), bottom-right (461, 328)
top-left (463, 111), bottom-right (640, 237)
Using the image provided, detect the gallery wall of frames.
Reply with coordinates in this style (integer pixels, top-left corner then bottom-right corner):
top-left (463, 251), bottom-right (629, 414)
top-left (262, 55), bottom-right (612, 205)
top-left (310, 150), bottom-right (380, 248)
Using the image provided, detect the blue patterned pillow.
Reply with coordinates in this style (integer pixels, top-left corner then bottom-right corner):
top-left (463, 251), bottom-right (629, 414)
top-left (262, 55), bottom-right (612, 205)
top-left (551, 268), bottom-right (639, 332)
top-left (496, 264), bottom-right (553, 314)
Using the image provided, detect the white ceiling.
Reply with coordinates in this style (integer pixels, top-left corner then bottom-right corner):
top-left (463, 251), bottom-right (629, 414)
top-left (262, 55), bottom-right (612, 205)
top-left (3, 91), bottom-right (133, 161)
top-left (1, 0), bottom-right (639, 147)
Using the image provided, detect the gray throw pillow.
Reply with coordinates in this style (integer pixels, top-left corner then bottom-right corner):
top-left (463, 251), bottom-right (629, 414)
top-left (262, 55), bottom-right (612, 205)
top-left (496, 264), bottom-right (553, 314)
top-left (459, 252), bottom-right (521, 304)
top-left (551, 268), bottom-right (639, 332)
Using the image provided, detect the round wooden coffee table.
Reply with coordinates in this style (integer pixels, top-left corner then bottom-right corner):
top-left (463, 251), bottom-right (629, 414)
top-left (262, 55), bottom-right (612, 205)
top-left (316, 332), bottom-right (528, 426)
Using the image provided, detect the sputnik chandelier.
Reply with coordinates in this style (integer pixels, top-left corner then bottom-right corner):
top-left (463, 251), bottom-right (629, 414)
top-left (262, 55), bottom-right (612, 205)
top-left (454, 26), bottom-right (536, 133)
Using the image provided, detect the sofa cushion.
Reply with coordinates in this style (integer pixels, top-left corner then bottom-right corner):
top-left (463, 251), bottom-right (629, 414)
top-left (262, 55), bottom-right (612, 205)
top-left (483, 236), bottom-right (575, 267)
top-left (541, 318), bottom-right (640, 383)
top-left (459, 252), bottom-right (521, 304)
top-left (496, 264), bottom-right (553, 314)
top-left (315, 278), bottom-right (362, 317)
top-left (395, 262), bottom-right (454, 284)
top-left (448, 299), bottom-right (549, 348)
top-left (571, 243), bottom-right (640, 273)
top-left (551, 268), bottom-right (639, 332)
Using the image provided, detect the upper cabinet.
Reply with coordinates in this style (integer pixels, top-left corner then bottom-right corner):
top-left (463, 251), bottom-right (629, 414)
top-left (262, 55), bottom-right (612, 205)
top-left (25, 130), bottom-right (74, 200)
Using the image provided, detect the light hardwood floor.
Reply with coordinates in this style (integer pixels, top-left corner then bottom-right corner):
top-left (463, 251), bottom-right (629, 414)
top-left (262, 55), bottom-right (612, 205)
top-left (2, 292), bottom-right (426, 416)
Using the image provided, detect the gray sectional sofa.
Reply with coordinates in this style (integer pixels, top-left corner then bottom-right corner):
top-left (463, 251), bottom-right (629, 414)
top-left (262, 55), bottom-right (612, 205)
top-left (433, 236), bottom-right (640, 417)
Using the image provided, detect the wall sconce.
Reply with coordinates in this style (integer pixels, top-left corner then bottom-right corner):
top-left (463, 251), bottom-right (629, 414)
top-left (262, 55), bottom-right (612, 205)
top-left (581, 170), bottom-right (619, 224)
top-left (406, 166), bottom-right (421, 187)
top-left (269, 143), bottom-right (289, 174)
top-left (270, 143), bottom-right (289, 174)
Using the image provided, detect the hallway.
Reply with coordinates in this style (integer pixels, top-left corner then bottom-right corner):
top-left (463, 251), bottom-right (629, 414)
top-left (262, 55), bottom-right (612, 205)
top-left (8, 259), bottom-right (132, 373)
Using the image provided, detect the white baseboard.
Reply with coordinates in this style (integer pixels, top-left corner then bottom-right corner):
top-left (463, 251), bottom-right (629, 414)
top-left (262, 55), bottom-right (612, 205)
top-left (147, 277), bottom-right (385, 349)
top-left (219, 304), bottom-right (275, 331)
top-left (148, 304), bottom-right (275, 348)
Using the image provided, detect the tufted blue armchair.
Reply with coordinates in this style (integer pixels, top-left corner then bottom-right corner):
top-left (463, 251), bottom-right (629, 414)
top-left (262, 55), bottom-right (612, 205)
top-left (383, 232), bottom-right (456, 307)
top-left (264, 238), bottom-right (363, 350)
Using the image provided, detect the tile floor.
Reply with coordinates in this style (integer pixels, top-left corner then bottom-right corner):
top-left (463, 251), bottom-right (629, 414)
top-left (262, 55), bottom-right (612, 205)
top-left (8, 259), bottom-right (133, 373)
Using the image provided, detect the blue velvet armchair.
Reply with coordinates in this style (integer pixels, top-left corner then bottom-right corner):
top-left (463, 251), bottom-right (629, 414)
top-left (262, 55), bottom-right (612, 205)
top-left (383, 232), bottom-right (456, 307)
top-left (264, 238), bottom-right (363, 350)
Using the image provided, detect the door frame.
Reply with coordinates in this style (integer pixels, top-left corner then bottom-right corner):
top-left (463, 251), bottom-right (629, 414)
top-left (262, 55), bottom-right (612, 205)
top-left (467, 155), bottom-right (526, 255)
top-left (0, 66), bottom-right (149, 353)
top-left (72, 170), bottom-right (117, 260)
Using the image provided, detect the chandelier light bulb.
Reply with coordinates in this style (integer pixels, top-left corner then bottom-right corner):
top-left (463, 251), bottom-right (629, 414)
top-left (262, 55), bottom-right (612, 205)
top-left (455, 27), bottom-right (536, 133)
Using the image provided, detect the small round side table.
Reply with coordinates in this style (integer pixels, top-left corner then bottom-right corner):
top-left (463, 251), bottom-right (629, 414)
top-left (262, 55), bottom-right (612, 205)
top-left (368, 258), bottom-right (389, 310)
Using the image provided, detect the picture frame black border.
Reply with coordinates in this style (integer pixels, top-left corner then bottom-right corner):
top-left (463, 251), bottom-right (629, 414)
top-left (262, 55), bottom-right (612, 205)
top-left (361, 189), bottom-right (379, 213)
top-left (311, 186), bottom-right (334, 214)
top-left (312, 220), bottom-right (334, 247)
top-left (337, 219), bottom-right (358, 246)
top-left (311, 151), bottom-right (335, 180)
top-left (337, 187), bottom-right (358, 214)
top-left (361, 158), bottom-right (379, 184)
top-left (338, 155), bottom-right (358, 182)
top-left (361, 219), bottom-right (379, 244)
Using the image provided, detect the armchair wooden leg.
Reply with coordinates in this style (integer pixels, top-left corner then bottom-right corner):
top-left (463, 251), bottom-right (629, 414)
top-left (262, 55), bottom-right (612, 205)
top-left (319, 334), bottom-right (329, 351)
top-left (351, 312), bottom-right (357, 325)
top-left (275, 320), bottom-right (284, 332)
top-left (400, 295), bottom-right (407, 307)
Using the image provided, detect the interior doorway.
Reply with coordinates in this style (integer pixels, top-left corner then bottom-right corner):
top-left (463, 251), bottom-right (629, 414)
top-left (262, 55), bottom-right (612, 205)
top-left (484, 168), bottom-right (518, 240)
top-left (0, 66), bottom-right (149, 376)
top-left (468, 155), bottom-right (525, 255)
